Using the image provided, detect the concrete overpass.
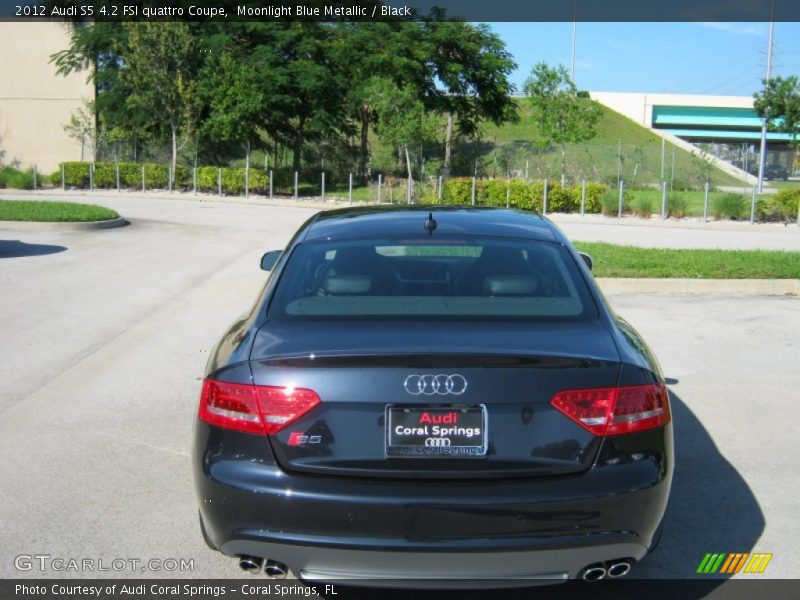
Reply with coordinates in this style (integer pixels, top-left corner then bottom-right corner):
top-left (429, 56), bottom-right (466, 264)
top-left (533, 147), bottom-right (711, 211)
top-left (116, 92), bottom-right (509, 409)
top-left (590, 92), bottom-right (799, 184)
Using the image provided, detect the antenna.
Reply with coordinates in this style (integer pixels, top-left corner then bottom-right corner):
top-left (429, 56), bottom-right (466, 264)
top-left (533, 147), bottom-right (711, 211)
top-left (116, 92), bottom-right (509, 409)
top-left (423, 212), bottom-right (437, 234)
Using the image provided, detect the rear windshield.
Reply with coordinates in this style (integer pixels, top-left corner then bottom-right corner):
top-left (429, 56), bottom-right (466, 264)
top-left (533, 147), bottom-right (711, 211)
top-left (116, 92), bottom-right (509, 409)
top-left (269, 236), bottom-right (596, 321)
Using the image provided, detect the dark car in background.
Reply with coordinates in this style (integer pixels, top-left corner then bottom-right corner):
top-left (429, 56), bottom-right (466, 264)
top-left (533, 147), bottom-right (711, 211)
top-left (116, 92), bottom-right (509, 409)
top-left (747, 163), bottom-right (790, 180)
top-left (193, 207), bottom-right (673, 585)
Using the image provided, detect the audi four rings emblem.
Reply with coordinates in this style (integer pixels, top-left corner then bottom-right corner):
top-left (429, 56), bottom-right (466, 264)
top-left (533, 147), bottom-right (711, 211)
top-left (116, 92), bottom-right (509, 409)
top-left (403, 374), bottom-right (468, 396)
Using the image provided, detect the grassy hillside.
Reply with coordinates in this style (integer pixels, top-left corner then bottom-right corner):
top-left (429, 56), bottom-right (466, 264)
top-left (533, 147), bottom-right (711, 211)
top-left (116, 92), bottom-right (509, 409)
top-left (473, 99), bottom-right (741, 188)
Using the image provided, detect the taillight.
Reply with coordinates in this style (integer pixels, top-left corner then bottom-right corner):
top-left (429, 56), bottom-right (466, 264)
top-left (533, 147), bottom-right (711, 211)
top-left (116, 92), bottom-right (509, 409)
top-left (550, 383), bottom-right (670, 436)
top-left (198, 379), bottom-right (321, 435)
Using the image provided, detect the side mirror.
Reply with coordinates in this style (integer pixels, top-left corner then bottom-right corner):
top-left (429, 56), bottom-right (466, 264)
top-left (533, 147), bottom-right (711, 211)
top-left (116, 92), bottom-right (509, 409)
top-left (260, 250), bottom-right (281, 271)
top-left (578, 251), bottom-right (593, 271)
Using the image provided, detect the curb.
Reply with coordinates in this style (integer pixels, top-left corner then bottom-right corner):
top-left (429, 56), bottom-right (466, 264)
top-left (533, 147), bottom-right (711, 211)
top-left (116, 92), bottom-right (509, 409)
top-left (0, 216), bottom-right (128, 231)
top-left (597, 277), bottom-right (800, 296)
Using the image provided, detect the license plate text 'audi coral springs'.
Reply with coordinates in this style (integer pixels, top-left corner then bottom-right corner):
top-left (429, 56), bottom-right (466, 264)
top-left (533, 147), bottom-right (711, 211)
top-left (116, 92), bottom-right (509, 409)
top-left (193, 206), bottom-right (673, 585)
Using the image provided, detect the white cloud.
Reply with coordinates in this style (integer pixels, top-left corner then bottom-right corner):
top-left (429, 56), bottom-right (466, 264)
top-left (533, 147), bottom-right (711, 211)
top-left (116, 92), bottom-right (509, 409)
top-left (698, 22), bottom-right (766, 36)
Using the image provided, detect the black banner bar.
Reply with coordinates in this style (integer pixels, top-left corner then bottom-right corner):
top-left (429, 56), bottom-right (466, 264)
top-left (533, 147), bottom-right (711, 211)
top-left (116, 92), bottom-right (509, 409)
top-left (3, 0), bottom-right (800, 22)
top-left (5, 579), bottom-right (800, 600)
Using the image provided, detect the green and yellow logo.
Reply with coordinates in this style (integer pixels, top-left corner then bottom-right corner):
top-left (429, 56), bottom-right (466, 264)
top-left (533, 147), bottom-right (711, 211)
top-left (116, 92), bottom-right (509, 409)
top-left (696, 552), bottom-right (773, 574)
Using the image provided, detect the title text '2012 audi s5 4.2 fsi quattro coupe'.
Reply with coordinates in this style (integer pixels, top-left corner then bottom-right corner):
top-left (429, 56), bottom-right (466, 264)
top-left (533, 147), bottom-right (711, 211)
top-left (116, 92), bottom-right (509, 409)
top-left (194, 206), bottom-right (673, 586)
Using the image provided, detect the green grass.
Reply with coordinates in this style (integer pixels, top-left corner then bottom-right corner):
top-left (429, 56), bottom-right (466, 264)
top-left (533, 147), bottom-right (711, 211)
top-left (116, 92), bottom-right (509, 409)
top-left (0, 200), bottom-right (118, 222)
top-left (475, 100), bottom-right (741, 188)
top-left (766, 180), bottom-right (800, 190)
top-left (575, 242), bottom-right (800, 279)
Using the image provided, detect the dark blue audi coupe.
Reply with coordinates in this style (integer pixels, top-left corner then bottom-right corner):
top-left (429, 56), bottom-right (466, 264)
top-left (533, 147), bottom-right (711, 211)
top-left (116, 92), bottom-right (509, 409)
top-left (194, 206), bottom-right (673, 585)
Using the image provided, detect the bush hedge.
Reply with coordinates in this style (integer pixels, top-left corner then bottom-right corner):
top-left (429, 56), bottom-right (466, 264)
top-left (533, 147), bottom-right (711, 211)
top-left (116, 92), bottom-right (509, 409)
top-left (0, 166), bottom-right (36, 189)
top-left (53, 161), bottom-right (271, 195)
top-left (39, 162), bottom-right (800, 223)
top-left (428, 177), bottom-right (608, 213)
top-left (768, 188), bottom-right (800, 221)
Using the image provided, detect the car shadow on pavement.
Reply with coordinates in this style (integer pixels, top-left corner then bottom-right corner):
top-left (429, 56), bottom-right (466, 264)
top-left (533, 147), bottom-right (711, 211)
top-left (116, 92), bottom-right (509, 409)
top-left (0, 239), bottom-right (67, 258)
top-left (323, 390), bottom-right (764, 600)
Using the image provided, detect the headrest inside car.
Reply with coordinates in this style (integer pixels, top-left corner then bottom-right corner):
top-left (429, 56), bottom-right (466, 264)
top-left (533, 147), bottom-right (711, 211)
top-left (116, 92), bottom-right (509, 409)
top-left (323, 275), bottom-right (372, 295)
top-left (483, 275), bottom-right (537, 296)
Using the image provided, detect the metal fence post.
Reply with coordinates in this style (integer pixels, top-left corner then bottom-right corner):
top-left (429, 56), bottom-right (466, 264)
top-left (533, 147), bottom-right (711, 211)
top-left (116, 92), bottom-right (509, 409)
top-left (192, 166), bottom-right (197, 196)
top-left (543, 178), bottom-right (548, 215)
top-left (796, 198), bottom-right (800, 228)
top-left (506, 180), bottom-right (510, 208)
top-left (269, 170), bottom-right (273, 200)
top-left (61, 164), bottom-right (65, 190)
top-left (471, 176), bottom-right (476, 206)
top-left (750, 187), bottom-right (757, 224)
top-left (141, 165), bottom-right (145, 193)
top-left (244, 166), bottom-right (249, 199)
top-left (580, 178), bottom-right (586, 216)
top-left (407, 176), bottom-right (413, 204)
top-left (703, 180), bottom-right (710, 222)
top-left (168, 167), bottom-right (173, 193)
top-left (217, 167), bottom-right (222, 196)
top-left (116, 163), bottom-right (120, 192)
top-left (377, 174), bottom-right (382, 204)
top-left (661, 182), bottom-right (668, 219)
top-left (293, 171), bottom-right (298, 200)
top-left (348, 172), bottom-right (353, 204)
top-left (89, 163), bottom-right (94, 192)
top-left (618, 180), bottom-right (624, 218)
top-left (438, 175), bottom-right (443, 201)
top-left (321, 171), bottom-right (325, 201)
top-left (32, 165), bottom-right (37, 189)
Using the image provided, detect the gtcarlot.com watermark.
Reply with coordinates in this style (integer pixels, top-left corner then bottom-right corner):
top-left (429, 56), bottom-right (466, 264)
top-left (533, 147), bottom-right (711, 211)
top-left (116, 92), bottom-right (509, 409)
top-left (14, 554), bottom-right (194, 573)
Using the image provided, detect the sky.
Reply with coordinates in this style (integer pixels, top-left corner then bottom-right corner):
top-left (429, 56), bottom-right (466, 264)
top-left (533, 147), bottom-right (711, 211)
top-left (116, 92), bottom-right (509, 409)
top-left (488, 22), bottom-right (800, 96)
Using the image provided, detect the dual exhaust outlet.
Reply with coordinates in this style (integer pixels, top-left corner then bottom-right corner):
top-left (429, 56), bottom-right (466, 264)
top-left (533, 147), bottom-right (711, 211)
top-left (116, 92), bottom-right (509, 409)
top-left (238, 556), bottom-right (288, 579)
top-left (581, 559), bottom-right (632, 581)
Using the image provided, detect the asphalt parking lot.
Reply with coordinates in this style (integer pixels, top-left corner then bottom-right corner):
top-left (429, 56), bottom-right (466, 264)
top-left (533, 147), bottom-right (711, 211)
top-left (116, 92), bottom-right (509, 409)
top-left (1, 194), bottom-right (798, 582)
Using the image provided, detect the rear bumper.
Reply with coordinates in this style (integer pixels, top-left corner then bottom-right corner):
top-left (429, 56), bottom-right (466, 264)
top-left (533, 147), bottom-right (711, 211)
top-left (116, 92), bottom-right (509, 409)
top-left (195, 423), bottom-right (672, 582)
top-left (221, 535), bottom-right (647, 584)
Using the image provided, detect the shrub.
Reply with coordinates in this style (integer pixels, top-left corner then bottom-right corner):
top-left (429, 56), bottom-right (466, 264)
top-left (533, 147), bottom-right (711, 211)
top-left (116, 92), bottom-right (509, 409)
top-left (196, 166), bottom-right (219, 193)
top-left (119, 163), bottom-right (143, 189)
top-left (711, 193), bottom-right (747, 220)
top-left (633, 195), bottom-right (654, 218)
top-left (248, 169), bottom-right (269, 194)
top-left (768, 188), bottom-right (800, 221)
top-left (441, 177), bottom-right (474, 205)
top-left (61, 162), bottom-right (91, 188)
top-left (0, 166), bottom-right (35, 189)
top-left (92, 163), bottom-right (116, 188)
top-left (143, 163), bottom-right (168, 189)
top-left (546, 184), bottom-right (577, 213)
top-left (600, 188), bottom-right (631, 216)
top-left (667, 193), bottom-right (690, 218)
top-left (584, 182), bottom-right (607, 213)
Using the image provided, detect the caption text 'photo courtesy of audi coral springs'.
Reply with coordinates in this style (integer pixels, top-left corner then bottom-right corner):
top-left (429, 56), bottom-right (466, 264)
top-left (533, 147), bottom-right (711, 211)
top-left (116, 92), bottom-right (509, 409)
top-left (193, 206), bottom-right (673, 586)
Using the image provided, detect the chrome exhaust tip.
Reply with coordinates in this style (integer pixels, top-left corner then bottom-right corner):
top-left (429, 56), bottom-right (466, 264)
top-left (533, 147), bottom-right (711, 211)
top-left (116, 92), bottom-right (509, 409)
top-left (581, 565), bottom-right (607, 581)
top-left (264, 559), bottom-right (288, 579)
top-left (607, 561), bottom-right (632, 578)
top-left (238, 556), bottom-right (264, 574)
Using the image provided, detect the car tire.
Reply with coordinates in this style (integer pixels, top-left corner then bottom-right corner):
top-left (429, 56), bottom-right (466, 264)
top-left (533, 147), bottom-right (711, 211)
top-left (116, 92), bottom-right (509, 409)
top-left (199, 511), bottom-right (218, 550)
top-left (648, 522), bottom-right (664, 555)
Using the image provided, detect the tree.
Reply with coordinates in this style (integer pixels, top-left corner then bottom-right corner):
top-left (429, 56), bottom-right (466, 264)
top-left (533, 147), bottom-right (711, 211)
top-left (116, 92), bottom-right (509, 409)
top-left (523, 62), bottom-right (601, 184)
top-left (422, 21), bottom-right (518, 176)
top-left (366, 78), bottom-right (439, 196)
top-left (121, 22), bottom-right (198, 185)
top-left (197, 51), bottom-right (264, 171)
top-left (63, 99), bottom-right (103, 161)
top-left (754, 75), bottom-right (800, 147)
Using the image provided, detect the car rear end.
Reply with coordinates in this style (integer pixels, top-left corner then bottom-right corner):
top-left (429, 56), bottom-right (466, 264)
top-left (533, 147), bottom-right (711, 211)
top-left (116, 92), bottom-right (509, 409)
top-left (194, 211), bottom-right (673, 584)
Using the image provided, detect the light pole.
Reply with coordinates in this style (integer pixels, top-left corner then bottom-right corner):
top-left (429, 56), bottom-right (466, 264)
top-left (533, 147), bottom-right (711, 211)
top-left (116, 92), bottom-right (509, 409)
top-left (757, 8), bottom-right (775, 194)
top-left (570, 0), bottom-right (577, 84)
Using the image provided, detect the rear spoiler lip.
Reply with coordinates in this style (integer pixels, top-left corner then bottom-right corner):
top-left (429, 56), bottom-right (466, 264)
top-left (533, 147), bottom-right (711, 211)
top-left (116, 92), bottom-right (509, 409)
top-left (249, 351), bottom-right (618, 369)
